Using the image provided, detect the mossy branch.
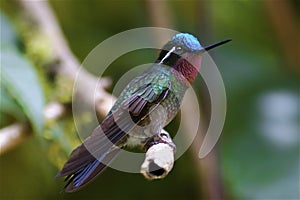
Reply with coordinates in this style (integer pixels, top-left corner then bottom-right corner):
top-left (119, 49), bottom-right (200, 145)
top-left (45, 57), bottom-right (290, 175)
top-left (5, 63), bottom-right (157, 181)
top-left (0, 0), bottom-right (114, 155)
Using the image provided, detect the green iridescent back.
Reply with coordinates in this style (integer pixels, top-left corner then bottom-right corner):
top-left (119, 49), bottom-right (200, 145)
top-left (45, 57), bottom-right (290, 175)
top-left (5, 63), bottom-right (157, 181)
top-left (109, 64), bottom-right (188, 126)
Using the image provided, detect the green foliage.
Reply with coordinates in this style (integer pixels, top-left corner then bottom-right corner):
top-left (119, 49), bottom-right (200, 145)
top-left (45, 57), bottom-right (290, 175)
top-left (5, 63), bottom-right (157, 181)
top-left (52, 75), bottom-right (74, 103)
top-left (1, 50), bottom-right (45, 133)
top-left (0, 14), bottom-right (18, 51)
top-left (1, 14), bottom-right (45, 133)
top-left (0, 84), bottom-right (26, 126)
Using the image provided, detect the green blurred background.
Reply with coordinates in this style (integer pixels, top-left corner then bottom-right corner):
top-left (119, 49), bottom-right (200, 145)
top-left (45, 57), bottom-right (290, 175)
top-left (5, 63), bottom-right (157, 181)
top-left (0, 0), bottom-right (299, 199)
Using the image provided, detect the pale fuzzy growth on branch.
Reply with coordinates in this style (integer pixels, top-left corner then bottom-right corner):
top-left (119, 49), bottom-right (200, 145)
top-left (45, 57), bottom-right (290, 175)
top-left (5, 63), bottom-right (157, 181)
top-left (141, 143), bottom-right (175, 180)
top-left (0, 123), bottom-right (29, 154)
top-left (141, 130), bottom-right (176, 180)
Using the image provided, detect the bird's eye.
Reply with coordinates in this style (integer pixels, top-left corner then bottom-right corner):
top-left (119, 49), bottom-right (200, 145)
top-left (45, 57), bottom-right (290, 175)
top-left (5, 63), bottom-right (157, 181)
top-left (175, 46), bottom-right (184, 54)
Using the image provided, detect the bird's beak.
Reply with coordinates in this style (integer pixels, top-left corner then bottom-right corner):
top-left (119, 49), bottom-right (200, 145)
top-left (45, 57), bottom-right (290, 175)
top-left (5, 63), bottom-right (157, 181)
top-left (197, 39), bottom-right (232, 54)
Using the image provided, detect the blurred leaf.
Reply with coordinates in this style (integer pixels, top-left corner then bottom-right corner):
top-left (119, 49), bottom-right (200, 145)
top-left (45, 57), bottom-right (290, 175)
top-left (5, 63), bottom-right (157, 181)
top-left (0, 13), bottom-right (19, 51)
top-left (0, 84), bottom-right (26, 121)
top-left (1, 50), bottom-right (44, 133)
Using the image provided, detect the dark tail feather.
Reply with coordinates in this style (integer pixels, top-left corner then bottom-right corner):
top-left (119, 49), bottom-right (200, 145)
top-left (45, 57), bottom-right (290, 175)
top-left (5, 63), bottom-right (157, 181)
top-left (56, 104), bottom-right (144, 192)
top-left (55, 113), bottom-right (133, 177)
top-left (63, 149), bottom-right (120, 193)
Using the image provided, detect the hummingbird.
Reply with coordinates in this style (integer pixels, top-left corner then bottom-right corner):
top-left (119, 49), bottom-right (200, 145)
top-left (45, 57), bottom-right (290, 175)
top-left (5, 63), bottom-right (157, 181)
top-left (56, 33), bottom-right (231, 192)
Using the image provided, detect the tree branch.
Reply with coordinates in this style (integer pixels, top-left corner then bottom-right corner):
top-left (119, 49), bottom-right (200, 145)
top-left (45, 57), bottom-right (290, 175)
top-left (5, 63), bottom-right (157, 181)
top-left (0, 123), bottom-right (29, 154)
top-left (18, 0), bottom-right (116, 116)
top-left (263, 0), bottom-right (300, 73)
top-left (0, 102), bottom-right (65, 155)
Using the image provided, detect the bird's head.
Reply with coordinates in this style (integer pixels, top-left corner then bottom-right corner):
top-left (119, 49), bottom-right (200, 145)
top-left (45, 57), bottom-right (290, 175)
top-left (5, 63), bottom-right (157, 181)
top-left (157, 33), bottom-right (201, 66)
top-left (157, 33), bottom-right (231, 67)
top-left (156, 33), bottom-right (231, 84)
